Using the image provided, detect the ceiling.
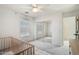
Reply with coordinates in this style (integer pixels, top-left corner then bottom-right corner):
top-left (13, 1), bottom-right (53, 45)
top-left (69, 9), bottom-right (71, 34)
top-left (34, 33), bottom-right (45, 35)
top-left (0, 4), bottom-right (79, 20)
top-left (1, 4), bottom-right (79, 15)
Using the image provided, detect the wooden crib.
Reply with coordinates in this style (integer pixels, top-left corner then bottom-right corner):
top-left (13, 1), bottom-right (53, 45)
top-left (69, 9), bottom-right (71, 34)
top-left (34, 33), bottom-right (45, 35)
top-left (0, 37), bottom-right (34, 55)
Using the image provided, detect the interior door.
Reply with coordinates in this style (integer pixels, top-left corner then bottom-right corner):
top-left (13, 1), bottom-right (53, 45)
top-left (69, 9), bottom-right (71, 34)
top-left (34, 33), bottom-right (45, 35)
top-left (63, 16), bottom-right (76, 40)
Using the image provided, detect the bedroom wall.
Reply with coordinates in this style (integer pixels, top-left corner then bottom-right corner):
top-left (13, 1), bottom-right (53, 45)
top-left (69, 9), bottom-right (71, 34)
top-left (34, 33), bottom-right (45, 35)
top-left (47, 21), bottom-right (52, 36)
top-left (0, 7), bottom-right (20, 39)
top-left (49, 13), bottom-right (63, 46)
top-left (44, 22), bottom-right (49, 36)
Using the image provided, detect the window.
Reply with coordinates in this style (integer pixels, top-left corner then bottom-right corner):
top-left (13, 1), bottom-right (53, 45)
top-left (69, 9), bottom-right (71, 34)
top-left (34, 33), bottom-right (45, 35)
top-left (20, 19), bottom-right (30, 37)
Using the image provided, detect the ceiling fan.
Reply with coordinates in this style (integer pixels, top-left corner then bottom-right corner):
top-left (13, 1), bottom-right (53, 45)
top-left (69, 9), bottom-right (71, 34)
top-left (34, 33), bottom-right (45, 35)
top-left (25, 4), bottom-right (44, 14)
top-left (32, 4), bottom-right (43, 12)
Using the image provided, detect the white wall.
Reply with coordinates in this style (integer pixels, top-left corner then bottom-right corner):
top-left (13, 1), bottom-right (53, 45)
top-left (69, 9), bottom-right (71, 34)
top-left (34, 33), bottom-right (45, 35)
top-left (43, 22), bottom-right (49, 36)
top-left (0, 7), bottom-right (20, 39)
top-left (63, 17), bottom-right (75, 40)
top-left (49, 13), bottom-right (63, 46)
top-left (47, 21), bottom-right (52, 36)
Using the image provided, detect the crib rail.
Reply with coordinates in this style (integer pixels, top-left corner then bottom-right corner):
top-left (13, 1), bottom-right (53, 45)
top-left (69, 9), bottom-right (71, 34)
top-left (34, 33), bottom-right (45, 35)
top-left (0, 37), bottom-right (35, 55)
top-left (16, 45), bottom-right (35, 55)
top-left (0, 37), bottom-right (12, 50)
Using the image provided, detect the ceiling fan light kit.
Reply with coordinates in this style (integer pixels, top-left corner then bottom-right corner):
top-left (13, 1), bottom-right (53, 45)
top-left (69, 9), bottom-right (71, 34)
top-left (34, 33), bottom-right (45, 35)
top-left (32, 7), bottom-right (38, 12)
top-left (32, 4), bottom-right (39, 12)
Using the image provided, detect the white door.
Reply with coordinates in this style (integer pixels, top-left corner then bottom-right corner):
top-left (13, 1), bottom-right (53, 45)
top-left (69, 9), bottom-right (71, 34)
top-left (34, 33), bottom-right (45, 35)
top-left (63, 16), bottom-right (76, 40)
